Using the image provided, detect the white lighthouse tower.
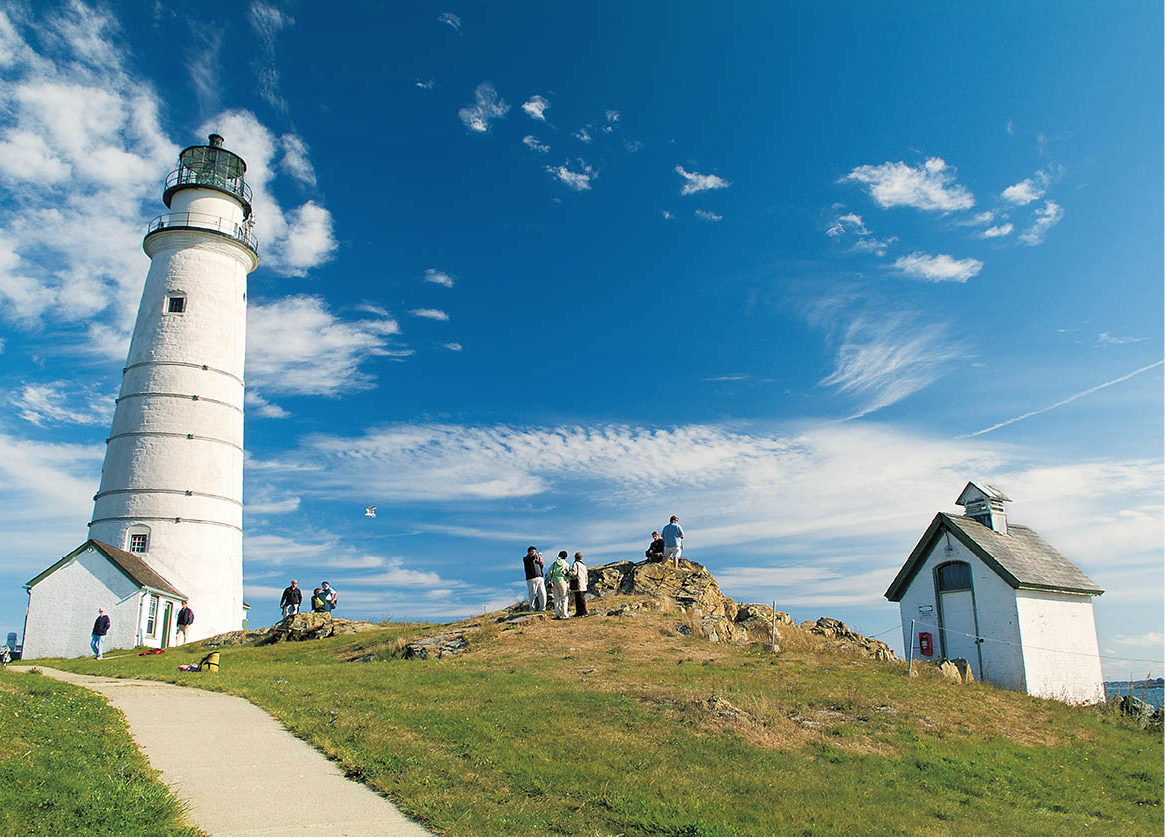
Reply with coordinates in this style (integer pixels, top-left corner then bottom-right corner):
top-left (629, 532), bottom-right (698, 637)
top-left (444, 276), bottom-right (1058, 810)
top-left (89, 134), bottom-right (258, 642)
top-left (22, 135), bottom-right (259, 657)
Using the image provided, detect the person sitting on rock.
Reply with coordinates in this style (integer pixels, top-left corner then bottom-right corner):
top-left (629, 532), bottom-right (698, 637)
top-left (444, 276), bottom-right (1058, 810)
top-left (645, 531), bottom-right (665, 561)
top-left (310, 587), bottom-right (327, 613)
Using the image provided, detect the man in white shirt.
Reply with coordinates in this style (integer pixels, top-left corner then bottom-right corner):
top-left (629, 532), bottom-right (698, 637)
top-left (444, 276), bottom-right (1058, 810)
top-left (661, 515), bottom-right (684, 569)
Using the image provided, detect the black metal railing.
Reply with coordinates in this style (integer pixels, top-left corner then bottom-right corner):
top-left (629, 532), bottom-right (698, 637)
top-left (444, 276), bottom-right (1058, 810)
top-left (165, 167), bottom-right (253, 206)
top-left (146, 212), bottom-right (259, 252)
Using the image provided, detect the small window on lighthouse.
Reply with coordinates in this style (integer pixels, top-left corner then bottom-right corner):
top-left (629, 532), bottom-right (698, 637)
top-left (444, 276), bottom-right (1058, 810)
top-left (165, 293), bottom-right (187, 314)
top-left (127, 525), bottom-right (150, 554)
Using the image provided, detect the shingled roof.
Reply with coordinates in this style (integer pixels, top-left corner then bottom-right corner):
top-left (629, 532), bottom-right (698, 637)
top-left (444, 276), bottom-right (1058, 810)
top-left (26, 539), bottom-right (186, 600)
top-left (885, 512), bottom-right (1104, 601)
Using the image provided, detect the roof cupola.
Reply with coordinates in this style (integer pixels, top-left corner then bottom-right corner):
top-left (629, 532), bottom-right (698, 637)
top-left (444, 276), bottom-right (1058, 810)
top-left (956, 481), bottom-right (1012, 535)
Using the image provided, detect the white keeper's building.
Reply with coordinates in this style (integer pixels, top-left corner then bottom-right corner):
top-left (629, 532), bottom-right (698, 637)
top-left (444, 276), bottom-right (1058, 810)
top-left (885, 482), bottom-right (1106, 704)
top-left (21, 134), bottom-right (257, 659)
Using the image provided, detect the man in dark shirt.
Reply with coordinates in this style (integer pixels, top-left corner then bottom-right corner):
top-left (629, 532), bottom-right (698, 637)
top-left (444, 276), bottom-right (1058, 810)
top-left (91, 609), bottom-right (110, 659)
top-left (280, 579), bottom-right (302, 618)
top-left (645, 531), bottom-right (665, 561)
top-left (176, 601), bottom-right (194, 644)
top-left (523, 547), bottom-right (546, 611)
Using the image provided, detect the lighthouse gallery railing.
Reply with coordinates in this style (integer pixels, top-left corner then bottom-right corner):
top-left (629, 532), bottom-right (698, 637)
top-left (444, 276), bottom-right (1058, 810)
top-left (146, 211), bottom-right (259, 252)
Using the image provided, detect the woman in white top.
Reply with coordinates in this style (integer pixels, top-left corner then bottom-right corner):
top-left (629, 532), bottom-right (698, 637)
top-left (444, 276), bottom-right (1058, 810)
top-left (569, 552), bottom-right (588, 617)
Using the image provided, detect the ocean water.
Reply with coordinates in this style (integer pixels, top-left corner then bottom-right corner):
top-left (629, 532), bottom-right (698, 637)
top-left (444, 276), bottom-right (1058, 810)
top-left (1105, 683), bottom-right (1164, 709)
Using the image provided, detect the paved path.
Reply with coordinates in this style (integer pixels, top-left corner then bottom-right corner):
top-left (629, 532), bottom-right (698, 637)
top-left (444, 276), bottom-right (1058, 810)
top-left (24, 667), bottom-right (430, 837)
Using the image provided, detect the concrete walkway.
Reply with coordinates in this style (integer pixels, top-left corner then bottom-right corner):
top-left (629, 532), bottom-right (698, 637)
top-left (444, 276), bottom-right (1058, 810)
top-left (24, 667), bottom-right (430, 837)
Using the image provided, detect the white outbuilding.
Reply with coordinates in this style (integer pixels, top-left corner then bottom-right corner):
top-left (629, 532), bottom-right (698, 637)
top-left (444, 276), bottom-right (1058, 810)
top-left (885, 482), bottom-right (1105, 704)
top-left (22, 540), bottom-right (187, 660)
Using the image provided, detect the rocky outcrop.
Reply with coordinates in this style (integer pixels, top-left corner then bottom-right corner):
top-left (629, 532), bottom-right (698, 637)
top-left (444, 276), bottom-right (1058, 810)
top-left (260, 612), bottom-right (381, 645)
top-left (403, 627), bottom-right (479, 660)
top-left (200, 629), bottom-right (266, 648)
top-left (587, 559), bottom-right (896, 662)
top-left (801, 617), bottom-right (897, 662)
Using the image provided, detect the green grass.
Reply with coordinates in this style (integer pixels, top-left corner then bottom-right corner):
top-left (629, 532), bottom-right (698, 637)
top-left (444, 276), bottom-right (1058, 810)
top-left (39, 614), bottom-right (1164, 836)
top-left (0, 668), bottom-right (200, 837)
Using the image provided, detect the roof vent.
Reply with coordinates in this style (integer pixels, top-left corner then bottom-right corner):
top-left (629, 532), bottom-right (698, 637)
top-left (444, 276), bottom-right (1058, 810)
top-left (956, 481), bottom-right (1011, 535)
top-left (208, 133), bottom-right (224, 148)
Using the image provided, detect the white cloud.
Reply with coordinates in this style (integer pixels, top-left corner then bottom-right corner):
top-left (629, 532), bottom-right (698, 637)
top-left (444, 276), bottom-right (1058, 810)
top-left (185, 25), bottom-right (223, 116)
top-left (826, 213), bottom-right (869, 236)
top-left (415, 78), bottom-right (435, 90)
top-left (572, 127), bottom-right (592, 143)
top-left (1111, 632), bottom-right (1164, 648)
top-left (675, 165), bottom-right (730, 196)
top-left (279, 134), bottom-right (316, 186)
top-left (1001, 178), bottom-right (1044, 205)
top-left (410, 308), bottom-right (449, 321)
top-left (819, 311), bottom-right (963, 417)
top-left (843, 157), bottom-right (974, 211)
top-left (893, 252), bottom-right (984, 283)
top-left (826, 213), bottom-right (895, 255)
top-left (522, 135), bottom-right (549, 153)
top-left (1018, 200), bottom-right (1063, 245)
top-left (694, 209), bottom-right (723, 222)
top-left (438, 12), bottom-right (461, 32)
top-left (981, 223), bottom-right (1013, 238)
top-left (459, 82), bottom-right (509, 133)
top-left (968, 211), bottom-right (996, 225)
top-left (424, 269), bottom-right (455, 288)
top-left (605, 109), bottom-right (620, 123)
top-left (245, 391), bottom-right (290, 419)
top-left (1097, 332), bottom-right (1145, 346)
top-left (443, 342), bottom-right (463, 351)
top-left (546, 160), bottom-right (595, 191)
top-left (11, 382), bottom-right (113, 427)
top-left (521, 95), bottom-right (549, 121)
top-left (661, 210), bottom-right (674, 220)
top-left (246, 295), bottom-right (407, 397)
top-left (623, 139), bottom-right (643, 153)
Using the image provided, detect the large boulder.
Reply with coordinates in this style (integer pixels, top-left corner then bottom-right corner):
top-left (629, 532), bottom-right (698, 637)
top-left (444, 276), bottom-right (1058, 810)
top-left (801, 617), bottom-right (897, 662)
top-left (260, 612), bottom-right (380, 644)
top-left (588, 559), bottom-right (735, 619)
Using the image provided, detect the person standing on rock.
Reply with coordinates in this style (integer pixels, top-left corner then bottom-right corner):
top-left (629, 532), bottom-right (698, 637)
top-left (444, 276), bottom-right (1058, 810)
top-left (546, 552), bottom-right (572, 619)
top-left (280, 579), bottom-right (302, 618)
top-left (176, 601), bottom-right (194, 644)
top-left (90, 608), bottom-right (110, 659)
top-left (569, 552), bottom-right (589, 617)
top-left (662, 515), bottom-right (685, 568)
top-left (523, 547), bottom-right (547, 612)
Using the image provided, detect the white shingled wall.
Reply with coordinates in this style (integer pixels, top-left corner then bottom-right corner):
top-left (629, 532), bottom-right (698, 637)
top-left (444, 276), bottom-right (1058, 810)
top-left (1015, 590), bottom-right (1105, 704)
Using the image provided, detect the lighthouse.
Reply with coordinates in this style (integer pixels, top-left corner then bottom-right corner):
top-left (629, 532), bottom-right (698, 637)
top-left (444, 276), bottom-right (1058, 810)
top-left (21, 135), bottom-right (258, 657)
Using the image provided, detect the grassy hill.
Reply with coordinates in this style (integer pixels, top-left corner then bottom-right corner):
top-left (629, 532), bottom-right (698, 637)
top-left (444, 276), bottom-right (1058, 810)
top-left (36, 588), bottom-right (1164, 836)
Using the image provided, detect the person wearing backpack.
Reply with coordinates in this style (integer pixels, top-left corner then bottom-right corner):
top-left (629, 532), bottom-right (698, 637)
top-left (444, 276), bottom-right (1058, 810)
top-left (546, 552), bottom-right (571, 619)
top-left (310, 588), bottom-right (327, 612)
top-left (569, 552), bottom-right (589, 617)
top-left (176, 601), bottom-right (194, 644)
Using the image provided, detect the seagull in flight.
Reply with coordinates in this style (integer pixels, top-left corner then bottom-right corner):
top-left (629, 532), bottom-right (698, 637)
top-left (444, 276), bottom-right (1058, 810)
top-left (364, 506), bottom-right (377, 518)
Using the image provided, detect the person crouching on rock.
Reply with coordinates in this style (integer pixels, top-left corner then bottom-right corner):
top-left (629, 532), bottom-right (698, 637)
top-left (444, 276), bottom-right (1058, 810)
top-left (547, 552), bottom-right (571, 619)
top-left (569, 552), bottom-right (589, 617)
top-left (311, 588), bottom-right (327, 613)
top-left (645, 531), bottom-right (665, 561)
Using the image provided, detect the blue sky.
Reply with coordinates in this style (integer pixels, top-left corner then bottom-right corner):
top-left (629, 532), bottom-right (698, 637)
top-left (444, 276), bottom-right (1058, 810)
top-left (0, 1), bottom-right (1161, 677)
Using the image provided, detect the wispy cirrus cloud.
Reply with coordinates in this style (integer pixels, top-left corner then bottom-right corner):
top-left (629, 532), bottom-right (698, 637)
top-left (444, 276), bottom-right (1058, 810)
top-left (1018, 200), bottom-right (1063, 245)
top-left (521, 95), bottom-right (549, 121)
top-left (438, 12), bottom-right (461, 32)
top-left (547, 160), bottom-right (595, 191)
top-left (410, 308), bottom-right (449, 321)
top-left (572, 126), bottom-right (592, 143)
top-left (675, 165), bottom-right (730, 195)
top-left (11, 382), bottom-right (113, 427)
top-left (694, 209), bottom-right (723, 222)
top-left (246, 1), bottom-right (294, 113)
top-left (424, 269), bottom-right (455, 288)
top-left (893, 251), bottom-right (983, 283)
top-left (843, 157), bottom-right (974, 211)
top-left (459, 82), bottom-right (509, 133)
top-left (825, 212), bottom-right (896, 255)
top-left (522, 135), bottom-right (549, 153)
top-left (819, 311), bottom-right (963, 417)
